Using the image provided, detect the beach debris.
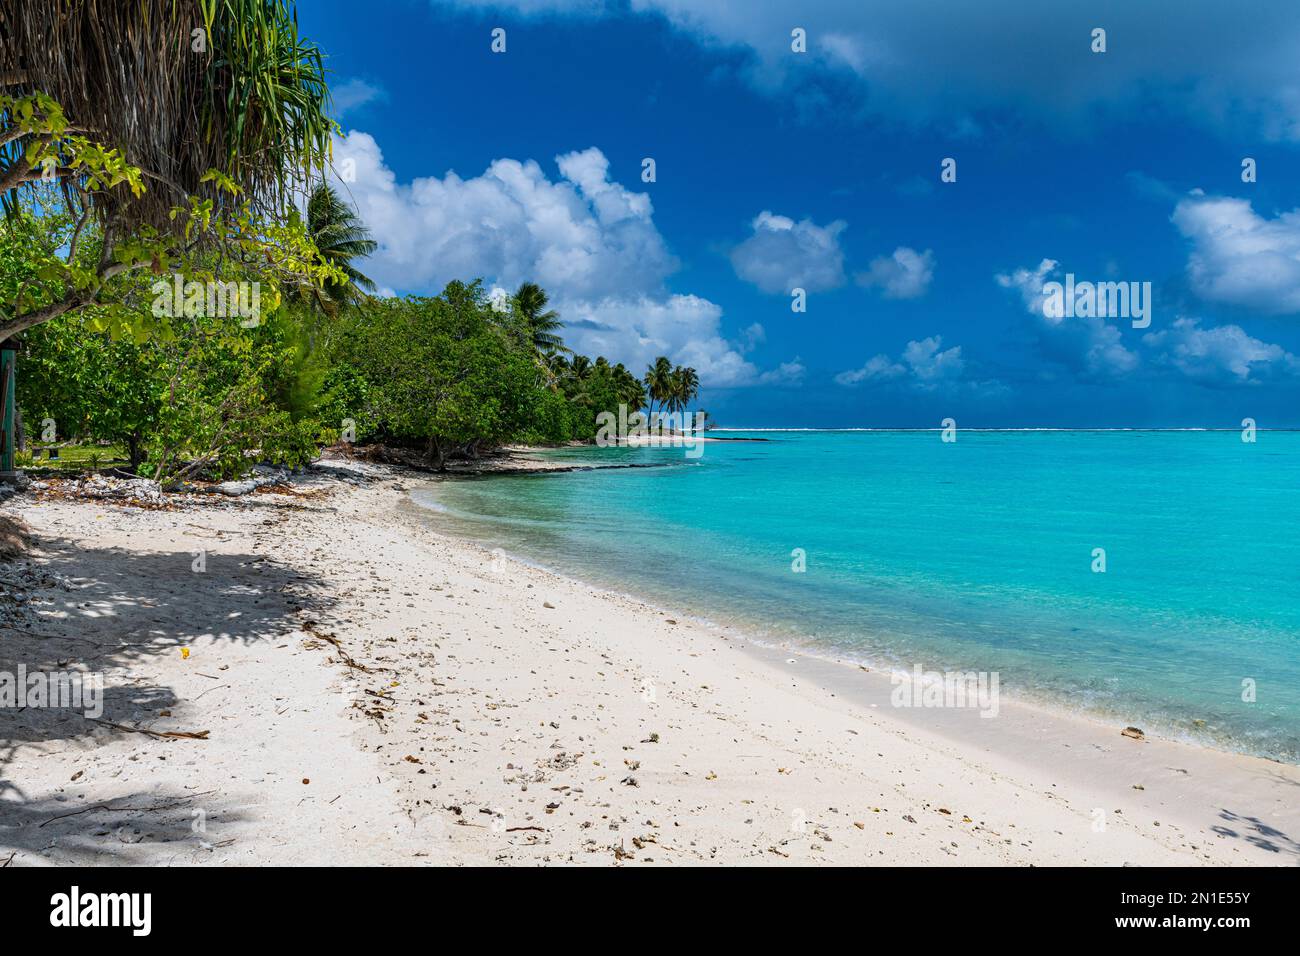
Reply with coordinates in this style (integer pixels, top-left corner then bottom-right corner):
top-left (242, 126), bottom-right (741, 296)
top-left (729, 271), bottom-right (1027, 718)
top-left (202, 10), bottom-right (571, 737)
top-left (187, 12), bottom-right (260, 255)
top-left (1132, 783), bottom-right (1145, 790)
top-left (1121, 726), bottom-right (1146, 740)
top-left (853, 821), bottom-right (865, 829)
top-left (302, 778), bottom-right (310, 785)
top-left (0, 513), bottom-right (31, 558)
top-left (181, 647), bottom-right (190, 660)
top-left (307, 457), bottom-right (383, 482)
top-left (641, 732), bottom-right (660, 744)
top-left (542, 601), bottom-right (555, 609)
top-left (0, 565), bottom-right (74, 630)
top-left (210, 466), bottom-right (293, 497)
top-left (89, 718), bottom-right (209, 740)
top-left (36, 474), bottom-right (170, 508)
top-left (902, 814), bottom-right (917, 823)
top-left (302, 621), bottom-right (376, 673)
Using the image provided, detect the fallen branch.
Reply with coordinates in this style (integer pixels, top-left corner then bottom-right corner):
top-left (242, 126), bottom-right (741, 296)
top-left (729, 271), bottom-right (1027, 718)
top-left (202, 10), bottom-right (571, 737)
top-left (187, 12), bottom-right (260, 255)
top-left (303, 622), bottom-right (376, 673)
top-left (40, 790), bottom-right (216, 828)
top-left (89, 718), bottom-right (210, 740)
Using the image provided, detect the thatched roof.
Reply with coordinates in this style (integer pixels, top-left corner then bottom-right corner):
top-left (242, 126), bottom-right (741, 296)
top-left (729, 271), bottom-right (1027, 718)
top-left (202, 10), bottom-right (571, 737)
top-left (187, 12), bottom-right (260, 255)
top-left (0, 0), bottom-right (333, 229)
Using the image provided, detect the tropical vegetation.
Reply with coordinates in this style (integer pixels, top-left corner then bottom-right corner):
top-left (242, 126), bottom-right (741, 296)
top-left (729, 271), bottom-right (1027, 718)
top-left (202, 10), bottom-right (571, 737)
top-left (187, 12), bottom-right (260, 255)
top-left (0, 1), bottom-right (704, 480)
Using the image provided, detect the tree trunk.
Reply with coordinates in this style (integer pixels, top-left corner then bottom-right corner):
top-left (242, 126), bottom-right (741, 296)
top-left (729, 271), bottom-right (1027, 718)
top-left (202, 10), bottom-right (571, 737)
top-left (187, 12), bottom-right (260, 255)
top-left (127, 433), bottom-right (145, 470)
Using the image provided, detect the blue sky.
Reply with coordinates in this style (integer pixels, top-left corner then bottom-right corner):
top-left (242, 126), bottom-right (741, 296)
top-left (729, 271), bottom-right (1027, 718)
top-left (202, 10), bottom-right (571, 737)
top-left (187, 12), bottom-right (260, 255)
top-left (300, 0), bottom-right (1300, 426)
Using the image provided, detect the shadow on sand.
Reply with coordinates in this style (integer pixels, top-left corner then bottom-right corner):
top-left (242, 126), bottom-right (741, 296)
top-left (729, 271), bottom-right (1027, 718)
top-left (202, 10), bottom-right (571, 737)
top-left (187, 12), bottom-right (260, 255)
top-left (0, 528), bottom-right (336, 863)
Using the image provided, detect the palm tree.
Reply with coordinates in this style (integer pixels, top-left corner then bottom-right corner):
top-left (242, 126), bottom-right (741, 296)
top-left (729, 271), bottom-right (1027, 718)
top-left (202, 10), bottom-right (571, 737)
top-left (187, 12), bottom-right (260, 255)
top-left (555, 354), bottom-right (589, 400)
top-left (644, 356), bottom-right (673, 424)
top-left (306, 183), bottom-right (377, 309)
top-left (514, 282), bottom-right (569, 360)
top-left (673, 366), bottom-right (700, 411)
top-left (615, 363), bottom-right (646, 412)
top-left (658, 365), bottom-right (699, 429)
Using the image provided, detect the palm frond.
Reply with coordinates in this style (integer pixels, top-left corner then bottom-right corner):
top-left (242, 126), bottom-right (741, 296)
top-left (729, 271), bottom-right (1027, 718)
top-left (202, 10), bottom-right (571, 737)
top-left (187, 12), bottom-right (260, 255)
top-left (0, 0), bottom-right (334, 229)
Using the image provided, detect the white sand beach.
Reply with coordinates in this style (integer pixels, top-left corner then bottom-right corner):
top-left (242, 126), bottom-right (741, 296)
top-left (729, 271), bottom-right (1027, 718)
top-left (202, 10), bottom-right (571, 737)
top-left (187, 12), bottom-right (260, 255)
top-left (2, 467), bottom-right (1298, 866)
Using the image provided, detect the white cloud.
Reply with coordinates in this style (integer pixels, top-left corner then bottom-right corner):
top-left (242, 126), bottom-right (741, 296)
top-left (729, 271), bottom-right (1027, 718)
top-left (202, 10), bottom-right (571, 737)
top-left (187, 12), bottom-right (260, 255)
top-left (330, 133), bottom-right (796, 385)
top-left (903, 336), bottom-right (964, 383)
top-left (738, 322), bottom-right (765, 352)
top-left (1143, 318), bottom-right (1299, 385)
top-left (331, 133), bottom-right (676, 301)
top-left (560, 293), bottom-right (799, 387)
top-left (996, 259), bottom-right (1140, 378)
top-left (856, 246), bottom-right (934, 299)
top-left (729, 210), bottom-right (847, 294)
top-left (332, 78), bottom-right (388, 117)
top-left (996, 258), bottom-right (1300, 386)
top-left (1173, 194), bottom-right (1300, 314)
top-left (834, 354), bottom-right (904, 386)
top-left (757, 358), bottom-right (806, 385)
top-left (996, 258), bottom-right (1057, 314)
top-left (835, 335), bottom-right (962, 388)
top-left (440, 1), bottom-right (1300, 140)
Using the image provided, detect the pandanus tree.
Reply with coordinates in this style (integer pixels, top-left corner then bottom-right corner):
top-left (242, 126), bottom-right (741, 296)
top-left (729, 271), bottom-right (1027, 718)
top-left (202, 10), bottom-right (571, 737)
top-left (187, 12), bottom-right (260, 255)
top-left (0, 0), bottom-right (340, 470)
top-left (0, 0), bottom-right (337, 340)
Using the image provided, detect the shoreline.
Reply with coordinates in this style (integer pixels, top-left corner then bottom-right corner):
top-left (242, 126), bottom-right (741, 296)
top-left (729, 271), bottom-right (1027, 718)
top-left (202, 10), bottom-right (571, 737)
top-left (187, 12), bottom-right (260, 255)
top-left (400, 479), bottom-right (1300, 864)
top-left (404, 486), bottom-right (1300, 852)
top-left (2, 471), bottom-right (1298, 865)
top-left (415, 463), bottom-right (1292, 768)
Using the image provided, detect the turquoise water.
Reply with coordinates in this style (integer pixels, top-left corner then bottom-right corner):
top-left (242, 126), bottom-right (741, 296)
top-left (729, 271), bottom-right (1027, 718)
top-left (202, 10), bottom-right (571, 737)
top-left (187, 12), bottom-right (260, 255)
top-left (414, 431), bottom-right (1300, 762)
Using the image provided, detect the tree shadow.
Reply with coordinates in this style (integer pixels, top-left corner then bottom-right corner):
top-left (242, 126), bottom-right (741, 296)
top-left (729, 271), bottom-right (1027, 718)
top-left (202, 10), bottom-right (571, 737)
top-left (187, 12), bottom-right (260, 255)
top-left (1211, 807), bottom-right (1300, 864)
top-left (0, 532), bottom-right (336, 861)
top-left (0, 786), bottom-right (257, 865)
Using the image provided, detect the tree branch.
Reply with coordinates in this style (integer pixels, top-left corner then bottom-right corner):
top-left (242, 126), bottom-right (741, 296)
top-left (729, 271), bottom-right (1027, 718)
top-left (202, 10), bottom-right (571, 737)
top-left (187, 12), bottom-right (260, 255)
top-left (66, 200), bottom-right (91, 264)
top-left (0, 218), bottom-right (151, 343)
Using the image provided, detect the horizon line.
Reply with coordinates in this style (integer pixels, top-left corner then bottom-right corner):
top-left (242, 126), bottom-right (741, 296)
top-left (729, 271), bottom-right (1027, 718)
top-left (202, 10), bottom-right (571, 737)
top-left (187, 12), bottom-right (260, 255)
top-left (708, 426), bottom-right (1294, 432)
